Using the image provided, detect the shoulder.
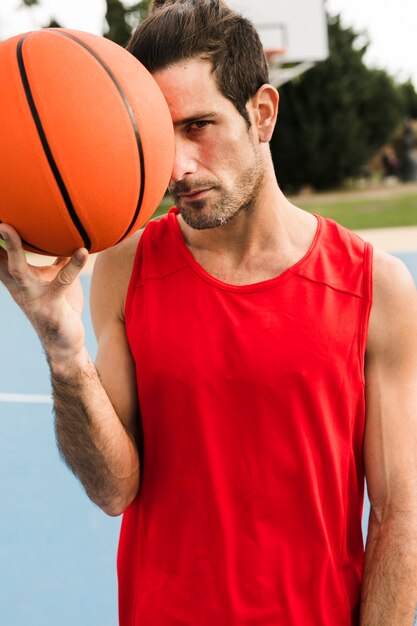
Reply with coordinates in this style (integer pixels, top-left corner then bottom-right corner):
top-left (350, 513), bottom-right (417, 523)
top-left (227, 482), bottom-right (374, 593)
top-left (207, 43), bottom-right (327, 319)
top-left (90, 229), bottom-right (144, 324)
top-left (371, 247), bottom-right (416, 315)
top-left (367, 246), bottom-right (417, 358)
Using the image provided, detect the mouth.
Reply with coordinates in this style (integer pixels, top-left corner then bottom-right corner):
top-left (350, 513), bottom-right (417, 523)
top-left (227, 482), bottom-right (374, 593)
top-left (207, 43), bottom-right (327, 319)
top-left (176, 188), bottom-right (212, 201)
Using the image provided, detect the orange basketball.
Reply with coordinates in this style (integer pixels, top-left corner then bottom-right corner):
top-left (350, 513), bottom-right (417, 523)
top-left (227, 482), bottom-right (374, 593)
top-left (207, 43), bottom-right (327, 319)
top-left (0, 28), bottom-right (174, 256)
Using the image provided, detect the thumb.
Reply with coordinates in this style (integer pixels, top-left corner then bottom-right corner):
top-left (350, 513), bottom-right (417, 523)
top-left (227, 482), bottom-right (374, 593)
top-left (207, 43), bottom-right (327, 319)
top-left (51, 248), bottom-right (89, 293)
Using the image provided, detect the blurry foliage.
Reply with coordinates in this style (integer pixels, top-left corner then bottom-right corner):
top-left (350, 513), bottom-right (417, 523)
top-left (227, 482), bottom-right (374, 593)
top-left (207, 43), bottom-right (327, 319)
top-left (271, 15), bottom-right (416, 192)
top-left (104, 0), bottom-right (150, 47)
top-left (46, 18), bottom-right (62, 29)
top-left (399, 81), bottom-right (417, 120)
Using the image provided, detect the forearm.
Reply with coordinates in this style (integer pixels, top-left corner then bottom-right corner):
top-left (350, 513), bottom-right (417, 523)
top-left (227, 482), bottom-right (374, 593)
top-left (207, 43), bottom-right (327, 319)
top-left (50, 348), bottom-right (140, 516)
top-left (0, 228), bottom-right (139, 514)
top-left (360, 509), bottom-right (417, 625)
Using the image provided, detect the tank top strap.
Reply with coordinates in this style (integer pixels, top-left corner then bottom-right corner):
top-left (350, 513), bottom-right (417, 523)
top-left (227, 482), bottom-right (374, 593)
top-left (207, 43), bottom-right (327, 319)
top-left (124, 227), bottom-right (145, 321)
top-left (124, 208), bottom-right (187, 320)
top-left (358, 240), bottom-right (373, 375)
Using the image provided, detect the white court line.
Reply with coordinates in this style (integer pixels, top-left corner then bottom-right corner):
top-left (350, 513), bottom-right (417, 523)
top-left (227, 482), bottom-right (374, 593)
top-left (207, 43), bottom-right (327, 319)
top-left (0, 392), bottom-right (52, 404)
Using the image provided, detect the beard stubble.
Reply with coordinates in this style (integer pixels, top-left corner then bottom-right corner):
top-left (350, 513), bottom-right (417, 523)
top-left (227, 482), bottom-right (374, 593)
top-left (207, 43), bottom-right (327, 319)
top-left (169, 150), bottom-right (264, 231)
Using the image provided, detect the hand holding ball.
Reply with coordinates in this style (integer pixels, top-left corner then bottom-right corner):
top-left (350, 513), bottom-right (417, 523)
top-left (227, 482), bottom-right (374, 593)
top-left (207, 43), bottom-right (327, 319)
top-left (0, 29), bottom-right (174, 256)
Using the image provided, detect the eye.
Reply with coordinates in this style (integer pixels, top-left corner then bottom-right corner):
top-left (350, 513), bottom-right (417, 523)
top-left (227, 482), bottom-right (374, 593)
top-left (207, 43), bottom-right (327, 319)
top-left (188, 120), bottom-right (212, 132)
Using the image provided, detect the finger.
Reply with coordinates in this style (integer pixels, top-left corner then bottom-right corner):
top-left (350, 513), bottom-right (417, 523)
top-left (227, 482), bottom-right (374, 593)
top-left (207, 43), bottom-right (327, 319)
top-left (50, 248), bottom-right (89, 294)
top-left (0, 224), bottom-right (31, 289)
top-left (52, 256), bottom-right (71, 267)
top-left (0, 242), bottom-right (9, 282)
top-left (0, 231), bottom-right (13, 284)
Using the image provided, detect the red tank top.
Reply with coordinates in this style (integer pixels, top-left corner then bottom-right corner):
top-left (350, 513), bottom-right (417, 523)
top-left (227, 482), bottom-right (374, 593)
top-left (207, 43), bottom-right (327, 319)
top-left (120, 207), bottom-right (373, 626)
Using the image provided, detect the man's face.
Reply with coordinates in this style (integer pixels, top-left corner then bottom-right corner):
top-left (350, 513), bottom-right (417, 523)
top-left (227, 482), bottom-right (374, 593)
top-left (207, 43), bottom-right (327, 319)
top-left (153, 59), bottom-right (264, 230)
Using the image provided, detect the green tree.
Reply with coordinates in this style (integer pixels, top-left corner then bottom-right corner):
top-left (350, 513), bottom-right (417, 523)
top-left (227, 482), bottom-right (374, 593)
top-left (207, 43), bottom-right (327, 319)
top-left (399, 81), bottom-right (417, 120)
top-left (271, 15), bottom-right (407, 192)
top-left (104, 0), bottom-right (150, 46)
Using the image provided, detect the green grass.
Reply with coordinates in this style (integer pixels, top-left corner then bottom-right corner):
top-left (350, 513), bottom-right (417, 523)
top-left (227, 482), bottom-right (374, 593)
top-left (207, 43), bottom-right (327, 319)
top-left (295, 194), bottom-right (417, 230)
top-left (151, 189), bottom-right (417, 231)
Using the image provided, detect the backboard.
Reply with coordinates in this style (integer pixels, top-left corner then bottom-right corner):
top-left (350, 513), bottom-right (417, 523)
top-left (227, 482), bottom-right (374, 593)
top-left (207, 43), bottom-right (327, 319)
top-left (227, 0), bottom-right (329, 65)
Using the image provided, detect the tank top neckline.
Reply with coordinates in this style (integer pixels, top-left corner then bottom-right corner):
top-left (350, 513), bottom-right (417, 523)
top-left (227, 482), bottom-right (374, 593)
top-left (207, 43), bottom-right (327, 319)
top-left (168, 207), bottom-right (323, 293)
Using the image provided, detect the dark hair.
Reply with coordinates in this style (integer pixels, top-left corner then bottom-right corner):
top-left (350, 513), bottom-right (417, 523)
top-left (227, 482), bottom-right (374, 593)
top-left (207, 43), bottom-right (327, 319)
top-left (126, 0), bottom-right (269, 126)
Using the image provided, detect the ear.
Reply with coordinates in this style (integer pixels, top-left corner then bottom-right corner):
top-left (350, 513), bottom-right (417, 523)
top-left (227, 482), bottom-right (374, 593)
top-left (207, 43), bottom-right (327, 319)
top-left (248, 84), bottom-right (279, 143)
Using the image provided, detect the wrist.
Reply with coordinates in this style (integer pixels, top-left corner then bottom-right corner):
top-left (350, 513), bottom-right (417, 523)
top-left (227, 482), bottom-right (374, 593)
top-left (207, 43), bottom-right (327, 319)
top-left (47, 345), bottom-right (91, 378)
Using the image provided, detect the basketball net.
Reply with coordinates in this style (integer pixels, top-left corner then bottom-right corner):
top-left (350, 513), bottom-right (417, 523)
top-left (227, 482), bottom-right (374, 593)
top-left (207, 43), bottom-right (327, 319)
top-left (265, 47), bottom-right (315, 87)
top-left (265, 48), bottom-right (287, 65)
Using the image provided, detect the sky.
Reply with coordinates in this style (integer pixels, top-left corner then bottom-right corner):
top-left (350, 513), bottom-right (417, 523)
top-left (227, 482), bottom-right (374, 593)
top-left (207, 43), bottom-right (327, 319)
top-left (0, 0), bottom-right (416, 87)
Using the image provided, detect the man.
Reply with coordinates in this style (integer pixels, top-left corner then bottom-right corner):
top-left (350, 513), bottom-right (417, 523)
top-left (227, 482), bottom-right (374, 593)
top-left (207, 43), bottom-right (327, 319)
top-left (1, 0), bottom-right (417, 624)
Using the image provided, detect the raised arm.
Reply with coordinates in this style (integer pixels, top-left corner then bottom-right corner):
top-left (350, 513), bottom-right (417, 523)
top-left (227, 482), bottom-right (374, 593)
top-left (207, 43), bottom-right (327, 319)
top-left (0, 224), bottom-right (141, 516)
top-left (361, 248), bottom-right (417, 625)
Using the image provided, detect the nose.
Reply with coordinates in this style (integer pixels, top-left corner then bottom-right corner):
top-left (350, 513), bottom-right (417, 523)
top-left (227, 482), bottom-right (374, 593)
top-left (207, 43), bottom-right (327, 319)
top-left (170, 135), bottom-right (198, 183)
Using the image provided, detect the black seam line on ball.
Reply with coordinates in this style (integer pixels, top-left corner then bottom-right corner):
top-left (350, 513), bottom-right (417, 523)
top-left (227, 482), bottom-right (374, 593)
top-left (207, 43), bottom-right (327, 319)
top-left (21, 238), bottom-right (56, 255)
top-left (16, 36), bottom-right (91, 251)
top-left (50, 29), bottom-right (146, 244)
top-left (1, 219), bottom-right (55, 255)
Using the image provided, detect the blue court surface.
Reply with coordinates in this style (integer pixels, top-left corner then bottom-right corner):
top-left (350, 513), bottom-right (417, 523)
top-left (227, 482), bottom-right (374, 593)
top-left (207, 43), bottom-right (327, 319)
top-left (1, 251), bottom-right (416, 626)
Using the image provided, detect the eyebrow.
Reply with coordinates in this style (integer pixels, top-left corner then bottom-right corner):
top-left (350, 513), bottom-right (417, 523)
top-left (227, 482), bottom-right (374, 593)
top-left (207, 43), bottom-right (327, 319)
top-left (173, 112), bottom-right (217, 128)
